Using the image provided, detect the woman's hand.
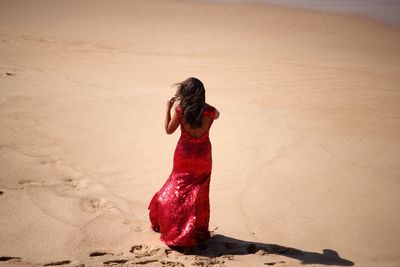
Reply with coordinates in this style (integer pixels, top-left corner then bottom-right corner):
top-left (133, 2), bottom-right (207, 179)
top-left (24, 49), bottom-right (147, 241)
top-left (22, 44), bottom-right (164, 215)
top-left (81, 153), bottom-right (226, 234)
top-left (166, 97), bottom-right (175, 110)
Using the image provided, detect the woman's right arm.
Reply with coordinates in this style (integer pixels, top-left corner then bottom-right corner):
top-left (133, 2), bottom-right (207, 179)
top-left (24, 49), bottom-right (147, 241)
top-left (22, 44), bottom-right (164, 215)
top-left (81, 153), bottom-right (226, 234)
top-left (164, 97), bottom-right (181, 134)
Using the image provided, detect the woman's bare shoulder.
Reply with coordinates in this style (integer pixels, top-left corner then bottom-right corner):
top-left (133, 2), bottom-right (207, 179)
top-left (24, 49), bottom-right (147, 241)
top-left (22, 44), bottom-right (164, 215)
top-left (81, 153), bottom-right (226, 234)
top-left (205, 103), bottom-right (220, 119)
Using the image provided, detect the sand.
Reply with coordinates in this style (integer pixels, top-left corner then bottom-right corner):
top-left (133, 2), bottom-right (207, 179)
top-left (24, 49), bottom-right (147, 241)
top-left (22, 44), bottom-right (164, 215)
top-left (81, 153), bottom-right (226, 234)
top-left (0, 0), bottom-right (399, 266)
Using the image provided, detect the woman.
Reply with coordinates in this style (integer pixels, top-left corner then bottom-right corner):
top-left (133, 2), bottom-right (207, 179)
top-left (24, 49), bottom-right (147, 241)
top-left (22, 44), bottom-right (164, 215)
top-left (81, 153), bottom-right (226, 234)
top-left (148, 77), bottom-right (220, 247)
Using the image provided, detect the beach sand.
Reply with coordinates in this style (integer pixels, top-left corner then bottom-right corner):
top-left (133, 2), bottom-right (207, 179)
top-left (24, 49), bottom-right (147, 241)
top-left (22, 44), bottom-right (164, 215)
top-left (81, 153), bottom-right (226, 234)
top-left (0, 0), bottom-right (399, 266)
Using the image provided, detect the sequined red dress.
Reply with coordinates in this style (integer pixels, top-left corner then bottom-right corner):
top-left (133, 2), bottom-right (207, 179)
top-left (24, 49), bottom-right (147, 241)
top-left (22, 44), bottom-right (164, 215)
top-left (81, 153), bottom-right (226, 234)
top-left (148, 104), bottom-right (216, 247)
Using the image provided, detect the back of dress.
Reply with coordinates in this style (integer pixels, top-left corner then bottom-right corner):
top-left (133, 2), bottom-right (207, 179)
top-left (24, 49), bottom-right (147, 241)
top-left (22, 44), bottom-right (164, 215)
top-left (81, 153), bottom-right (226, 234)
top-left (176, 103), bottom-right (217, 143)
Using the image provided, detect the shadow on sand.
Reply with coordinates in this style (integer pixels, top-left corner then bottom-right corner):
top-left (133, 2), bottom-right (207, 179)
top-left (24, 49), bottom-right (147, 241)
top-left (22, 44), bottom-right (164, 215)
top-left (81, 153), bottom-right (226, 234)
top-left (178, 234), bottom-right (354, 266)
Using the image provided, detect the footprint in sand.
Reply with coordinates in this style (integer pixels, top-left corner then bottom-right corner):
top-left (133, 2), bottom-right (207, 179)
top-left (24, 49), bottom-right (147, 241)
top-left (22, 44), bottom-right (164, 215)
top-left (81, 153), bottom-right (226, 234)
top-left (38, 156), bottom-right (58, 166)
top-left (130, 245), bottom-right (162, 258)
top-left (62, 177), bottom-right (88, 189)
top-left (18, 179), bottom-right (47, 187)
top-left (79, 197), bottom-right (112, 213)
top-left (126, 223), bottom-right (143, 232)
top-left (265, 261), bottom-right (286, 266)
top-left (160, 260), bottom-right (185, 267)
top-left (193, 256), bottom-right (225, 266)
top-left (1, 72), bottom-right (16, 77)
top-left (129, 245), bottom-right (187, 265)
top-left (130, 245), bottom-right (144, 253)
top-left (165, 248), bottom-right (173, 256)
top-left (103, 259), bottom-right (129, 265)
top-left (89, 251), bottom-right (113, 257)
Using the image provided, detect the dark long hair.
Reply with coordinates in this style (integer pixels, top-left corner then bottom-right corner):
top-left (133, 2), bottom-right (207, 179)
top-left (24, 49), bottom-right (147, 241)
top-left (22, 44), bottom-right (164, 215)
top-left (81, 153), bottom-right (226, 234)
top-left (174, 77), bottom-right (206, 128)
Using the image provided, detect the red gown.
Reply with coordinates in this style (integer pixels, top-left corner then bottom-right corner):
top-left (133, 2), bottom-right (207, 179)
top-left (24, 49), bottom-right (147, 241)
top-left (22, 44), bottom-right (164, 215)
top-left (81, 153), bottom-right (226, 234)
top-left (148, 104), bottom-right (217, 247)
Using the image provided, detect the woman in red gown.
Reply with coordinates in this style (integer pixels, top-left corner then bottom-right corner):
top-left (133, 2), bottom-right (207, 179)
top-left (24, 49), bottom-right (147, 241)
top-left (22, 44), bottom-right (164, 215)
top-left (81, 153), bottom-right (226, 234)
top-left (148, 77), bottom-right (220, 247)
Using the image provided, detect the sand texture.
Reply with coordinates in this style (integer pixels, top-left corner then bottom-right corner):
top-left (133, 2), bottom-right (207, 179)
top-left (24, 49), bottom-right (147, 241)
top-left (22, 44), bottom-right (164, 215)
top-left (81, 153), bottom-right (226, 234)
top-left (0, 0), bottom-right (399, 266)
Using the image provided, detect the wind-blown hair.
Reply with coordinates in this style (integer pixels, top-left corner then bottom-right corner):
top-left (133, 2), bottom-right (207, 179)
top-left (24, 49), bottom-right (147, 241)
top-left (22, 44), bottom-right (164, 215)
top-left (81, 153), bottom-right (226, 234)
top-left (174, 77), bottom-right (206, 129)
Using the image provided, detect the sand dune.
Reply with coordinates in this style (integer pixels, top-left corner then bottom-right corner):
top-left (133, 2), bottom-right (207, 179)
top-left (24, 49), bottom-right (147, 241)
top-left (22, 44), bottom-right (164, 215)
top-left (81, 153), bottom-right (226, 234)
top-left (0, 0), bottom-right (399, 266)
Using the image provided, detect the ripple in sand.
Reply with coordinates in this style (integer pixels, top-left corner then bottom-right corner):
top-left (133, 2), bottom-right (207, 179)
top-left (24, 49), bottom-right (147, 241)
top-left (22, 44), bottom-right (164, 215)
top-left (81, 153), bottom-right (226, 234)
top-left (43, 260), bottom-right (71, 266)
top-left (0, 256), bottom-right (21, 261)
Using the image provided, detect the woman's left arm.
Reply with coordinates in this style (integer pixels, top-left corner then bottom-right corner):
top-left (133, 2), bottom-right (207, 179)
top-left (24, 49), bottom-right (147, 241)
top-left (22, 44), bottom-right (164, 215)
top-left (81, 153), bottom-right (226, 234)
top-left (164, 97), bottom-right (181, 134)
